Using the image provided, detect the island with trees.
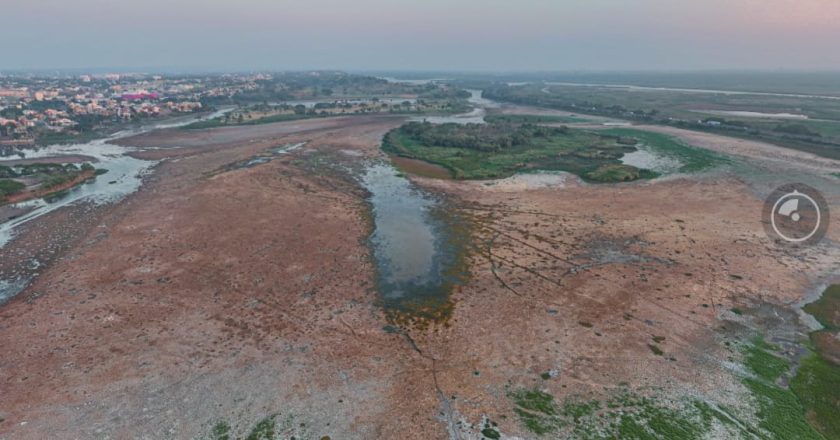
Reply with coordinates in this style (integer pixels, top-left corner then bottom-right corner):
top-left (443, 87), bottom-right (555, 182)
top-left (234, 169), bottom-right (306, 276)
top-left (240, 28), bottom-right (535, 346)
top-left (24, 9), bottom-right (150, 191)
top-left (382, 121), bottom-right (655, 182)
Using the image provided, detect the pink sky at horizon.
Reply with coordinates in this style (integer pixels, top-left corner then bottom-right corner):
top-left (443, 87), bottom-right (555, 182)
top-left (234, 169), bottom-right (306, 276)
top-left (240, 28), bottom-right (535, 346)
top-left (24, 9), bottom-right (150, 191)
top-left (3, 0), bottom-right (840, 71)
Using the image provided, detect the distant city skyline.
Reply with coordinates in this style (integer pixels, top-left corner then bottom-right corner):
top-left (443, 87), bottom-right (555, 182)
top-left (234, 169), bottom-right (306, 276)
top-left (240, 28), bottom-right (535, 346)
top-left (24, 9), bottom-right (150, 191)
top-left (3, 0), bottom-right (840, 72)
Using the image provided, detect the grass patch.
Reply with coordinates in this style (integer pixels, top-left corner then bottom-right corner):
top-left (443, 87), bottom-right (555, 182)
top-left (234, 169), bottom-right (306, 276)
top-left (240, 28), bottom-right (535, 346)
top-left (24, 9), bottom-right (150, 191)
top-left (509, 386), bottom-right (744, 439)
top-left (790, 353), bottom-right (840, 439)
top-left (512, 389), bottom-right (559, 416)
top-left (560, 400), bottom-right (600, 422)
top-left (510, 389), bottom-right (564, 435)
top-left (744, 337), bottom-right (789, 382)
top-left (740, 337), bottom-right (825, 440)
top-left (790, 284), bottom-right (840, 439)
top-left (742, 377), bottom-right (824, 440)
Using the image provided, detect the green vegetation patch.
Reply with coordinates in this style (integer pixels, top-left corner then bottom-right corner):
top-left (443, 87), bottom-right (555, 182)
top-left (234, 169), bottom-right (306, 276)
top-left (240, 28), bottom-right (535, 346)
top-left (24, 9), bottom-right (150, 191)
top-left (503, 295), bottom-right (837, 440)
top-left (601, 128), bottom-right (729, 173)
top-left (383, 121), bottom-right (652, 182)
top-left (742, 377), bottom-right (823, 440)
top-left (743, 337), bottom-right (789, 382)
top-left (207, 414), bottom-right (318, 440)
top-left (803, 284), bottom-right (840, 330)
top-left (0, 179), bottom-right (25, 197)
top-left (2, 162), bottom-right (104, 204)
top-left (245, 415), bottom-right (277, 440)
top-left (510, 389), bottom-right (564, 435)
top-left (508, 337), bottom-right (839, 440)
top-left (481, 427), bottom-right (501, 439)
top-left (587, 163), bottom-right (655, 182)
top-left (210, 421), bottom-right (232, 440)
top-left (740, 337), bottom-right (826, 440)
top-left (790, 284), bottom-right (840, 440)
top-left (509, 386), bottom-right (743, 439)
top-left (790, 353), bottom-right (840, 439)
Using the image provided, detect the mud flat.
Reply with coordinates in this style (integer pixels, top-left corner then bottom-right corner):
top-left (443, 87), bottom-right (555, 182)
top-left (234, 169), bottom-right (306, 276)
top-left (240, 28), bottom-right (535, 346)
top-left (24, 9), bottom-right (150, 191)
top-left (1, 111), bottom-right (839, 439)
top-left (0, 115), bottom-right (429, 439)
top-left (390, 156), bottom-right (452, 179)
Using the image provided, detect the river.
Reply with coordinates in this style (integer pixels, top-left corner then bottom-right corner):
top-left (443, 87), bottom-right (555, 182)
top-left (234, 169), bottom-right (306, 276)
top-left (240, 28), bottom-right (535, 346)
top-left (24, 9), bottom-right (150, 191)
top-left (0, 108), bottom-right (233, 248)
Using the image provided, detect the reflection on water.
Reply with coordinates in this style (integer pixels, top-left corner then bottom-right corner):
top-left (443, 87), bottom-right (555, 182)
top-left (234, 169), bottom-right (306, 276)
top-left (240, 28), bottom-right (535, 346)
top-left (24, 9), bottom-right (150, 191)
top-left (362, 163), bottom-right (439, 297)
top-left (360, 163), bottom-right (465, 314)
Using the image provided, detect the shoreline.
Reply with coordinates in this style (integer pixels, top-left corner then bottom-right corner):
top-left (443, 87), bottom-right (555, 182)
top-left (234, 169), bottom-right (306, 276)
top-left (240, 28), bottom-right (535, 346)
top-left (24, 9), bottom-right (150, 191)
top-left (2, 169), bottom-right (97, 206)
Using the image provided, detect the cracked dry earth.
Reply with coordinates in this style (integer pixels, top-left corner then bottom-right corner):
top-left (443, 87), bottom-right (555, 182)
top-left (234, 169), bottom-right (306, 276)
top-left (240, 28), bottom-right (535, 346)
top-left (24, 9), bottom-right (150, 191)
top-left (1, 115), bottom-right (838, 439)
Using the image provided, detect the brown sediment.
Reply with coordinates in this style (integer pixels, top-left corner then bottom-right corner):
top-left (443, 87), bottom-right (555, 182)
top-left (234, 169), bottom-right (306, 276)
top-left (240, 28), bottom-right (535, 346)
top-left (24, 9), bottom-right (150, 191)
top-left (1, 113), bottom-right (838, 439)
top-left (0, 203), bottom-right (36, 222)
top-left (390, 155), bottom-right (453, 179)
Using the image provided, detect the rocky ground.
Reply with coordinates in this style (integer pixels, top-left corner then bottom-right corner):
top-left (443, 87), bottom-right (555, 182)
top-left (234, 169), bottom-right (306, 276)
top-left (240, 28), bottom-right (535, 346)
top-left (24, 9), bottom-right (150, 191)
top-left (0, 113), bottom-right (838, 439)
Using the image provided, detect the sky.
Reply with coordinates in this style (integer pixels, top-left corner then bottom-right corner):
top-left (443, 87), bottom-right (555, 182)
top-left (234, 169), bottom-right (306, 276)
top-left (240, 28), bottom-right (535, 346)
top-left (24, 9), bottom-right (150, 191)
top-left (3, 0), bottom-right (840, 72)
